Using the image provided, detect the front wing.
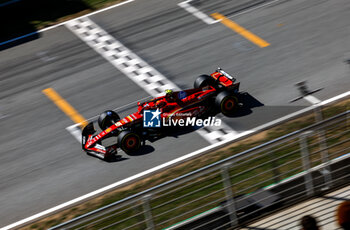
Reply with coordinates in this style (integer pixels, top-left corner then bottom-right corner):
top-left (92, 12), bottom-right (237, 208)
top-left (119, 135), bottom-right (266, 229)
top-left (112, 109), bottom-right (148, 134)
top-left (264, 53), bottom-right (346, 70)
top-left (82, 122), bottom-right (118, 160)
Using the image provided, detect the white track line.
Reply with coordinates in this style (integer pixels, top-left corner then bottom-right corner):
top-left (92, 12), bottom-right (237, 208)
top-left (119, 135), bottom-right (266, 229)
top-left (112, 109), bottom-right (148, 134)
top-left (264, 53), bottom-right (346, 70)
top-left (1, 0), bottom-right (136, 47)
top-left (178, 0), bottom-right (217, 25)
top-left (304, 95), bottom-right (322, 105)
top-left (3, 91), bottom-right (349, 230)
top-left (65, 17), bottom-right (238, 143)
top-left (178, 0), bottom-right (286, 25)
top-left (39, 0), bottom-right (135, 33)
top-left (66, 124), bottom-right (82, 143)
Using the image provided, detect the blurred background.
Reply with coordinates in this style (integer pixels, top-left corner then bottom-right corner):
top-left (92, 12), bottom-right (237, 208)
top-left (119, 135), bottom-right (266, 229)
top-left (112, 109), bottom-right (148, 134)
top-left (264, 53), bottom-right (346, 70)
top-left (0, 0), bottom-right (349, 229)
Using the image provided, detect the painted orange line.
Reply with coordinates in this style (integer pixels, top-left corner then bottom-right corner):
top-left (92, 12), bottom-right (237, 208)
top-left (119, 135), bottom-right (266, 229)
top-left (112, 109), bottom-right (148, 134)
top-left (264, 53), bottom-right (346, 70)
top-left (211, 12), bottom-right (270, 48)
top-left (42, 88), bottom-right (88, 129)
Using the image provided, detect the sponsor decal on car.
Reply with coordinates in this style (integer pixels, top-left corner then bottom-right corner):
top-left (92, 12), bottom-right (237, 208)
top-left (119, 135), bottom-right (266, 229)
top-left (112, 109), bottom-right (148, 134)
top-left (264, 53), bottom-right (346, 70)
top-left (178, 91), bottom-right (187, 99)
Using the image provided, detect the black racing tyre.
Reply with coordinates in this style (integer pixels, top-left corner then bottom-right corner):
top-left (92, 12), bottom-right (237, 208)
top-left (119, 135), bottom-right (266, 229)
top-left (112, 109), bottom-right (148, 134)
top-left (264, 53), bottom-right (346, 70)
top-left (215, 91), bottom-right (239, 116)
top-left (118, 130), bottom-right (142, 154)
top-left (194, 74), bottom-right (214, 88)
top-left (98, 110), bottom-right (120, 130)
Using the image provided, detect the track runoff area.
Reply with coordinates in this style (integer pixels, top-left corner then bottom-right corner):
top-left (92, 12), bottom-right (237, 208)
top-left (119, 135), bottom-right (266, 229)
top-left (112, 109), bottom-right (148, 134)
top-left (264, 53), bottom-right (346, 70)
top-left (2, 1), bottom-right (350, 230)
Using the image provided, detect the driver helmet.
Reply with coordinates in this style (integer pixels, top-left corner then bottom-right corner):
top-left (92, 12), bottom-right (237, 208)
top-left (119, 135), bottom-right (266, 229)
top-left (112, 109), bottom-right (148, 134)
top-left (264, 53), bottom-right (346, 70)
top-left (165, 89), bottom-right (173, 97)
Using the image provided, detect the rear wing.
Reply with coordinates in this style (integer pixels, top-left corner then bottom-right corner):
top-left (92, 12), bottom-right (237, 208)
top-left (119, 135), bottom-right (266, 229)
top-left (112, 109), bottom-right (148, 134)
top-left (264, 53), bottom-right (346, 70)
top-left (217, 67), bottom-right (237, 83)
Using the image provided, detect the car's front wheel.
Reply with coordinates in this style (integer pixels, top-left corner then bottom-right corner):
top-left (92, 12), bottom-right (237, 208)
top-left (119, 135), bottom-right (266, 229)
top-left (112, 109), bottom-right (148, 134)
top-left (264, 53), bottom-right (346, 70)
top-left (118, 130), bottom-right (142, 154)
top-left (98, 110), bottom-right (120, 130)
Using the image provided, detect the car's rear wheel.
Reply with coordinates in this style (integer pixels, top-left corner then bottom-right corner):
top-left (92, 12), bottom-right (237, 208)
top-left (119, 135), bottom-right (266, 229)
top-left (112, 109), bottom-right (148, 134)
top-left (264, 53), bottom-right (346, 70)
top-left (215, 91), bottom-right (239, 116)
top-left (118, 130), bottom-right (142, 154)
top-left (98, 110), bottom-right (120, 130)
top-left (194, 74), bottom-right (215, 88)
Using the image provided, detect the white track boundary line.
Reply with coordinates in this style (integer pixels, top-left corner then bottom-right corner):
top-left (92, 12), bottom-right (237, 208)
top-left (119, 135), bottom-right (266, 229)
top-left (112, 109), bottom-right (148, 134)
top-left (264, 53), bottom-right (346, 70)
top-left (177, 0), bottom-right (288, 25)
top-left (66, 125), bottom-right (82, 143)
top-left (40, 0), bottom-right (135, 32)
top-left (304, 95), bottom-right (322, 105)
top-left (2, 90), bottom-right (349, 230)
top-left (178, 0), bottom-right (217, 25)
top-left (0, 0), bottom-right (136, 47)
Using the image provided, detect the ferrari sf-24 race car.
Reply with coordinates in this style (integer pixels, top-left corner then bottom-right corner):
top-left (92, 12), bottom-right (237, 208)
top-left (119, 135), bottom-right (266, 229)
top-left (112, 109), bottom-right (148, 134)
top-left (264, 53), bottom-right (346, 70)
top-left (82, 68), bottom-right (241, 160)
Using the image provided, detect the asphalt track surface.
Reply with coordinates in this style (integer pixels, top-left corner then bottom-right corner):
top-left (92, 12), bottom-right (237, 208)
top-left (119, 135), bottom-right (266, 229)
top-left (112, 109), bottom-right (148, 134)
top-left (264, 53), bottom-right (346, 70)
top-left (0, 0), bottom-right (349, 227)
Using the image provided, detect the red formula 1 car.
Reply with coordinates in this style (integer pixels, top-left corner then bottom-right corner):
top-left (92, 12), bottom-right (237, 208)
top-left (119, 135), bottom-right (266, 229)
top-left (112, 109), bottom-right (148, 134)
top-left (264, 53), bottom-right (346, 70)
top-left (82, 68), bottom-right (241, 160)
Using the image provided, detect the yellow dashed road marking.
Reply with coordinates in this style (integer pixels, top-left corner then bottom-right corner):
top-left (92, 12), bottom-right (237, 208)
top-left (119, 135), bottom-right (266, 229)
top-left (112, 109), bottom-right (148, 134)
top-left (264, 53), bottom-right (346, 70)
top-left (211, 12), bottom-right (270, 48)
top-left (42, 88), bottom-right (87, 129)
